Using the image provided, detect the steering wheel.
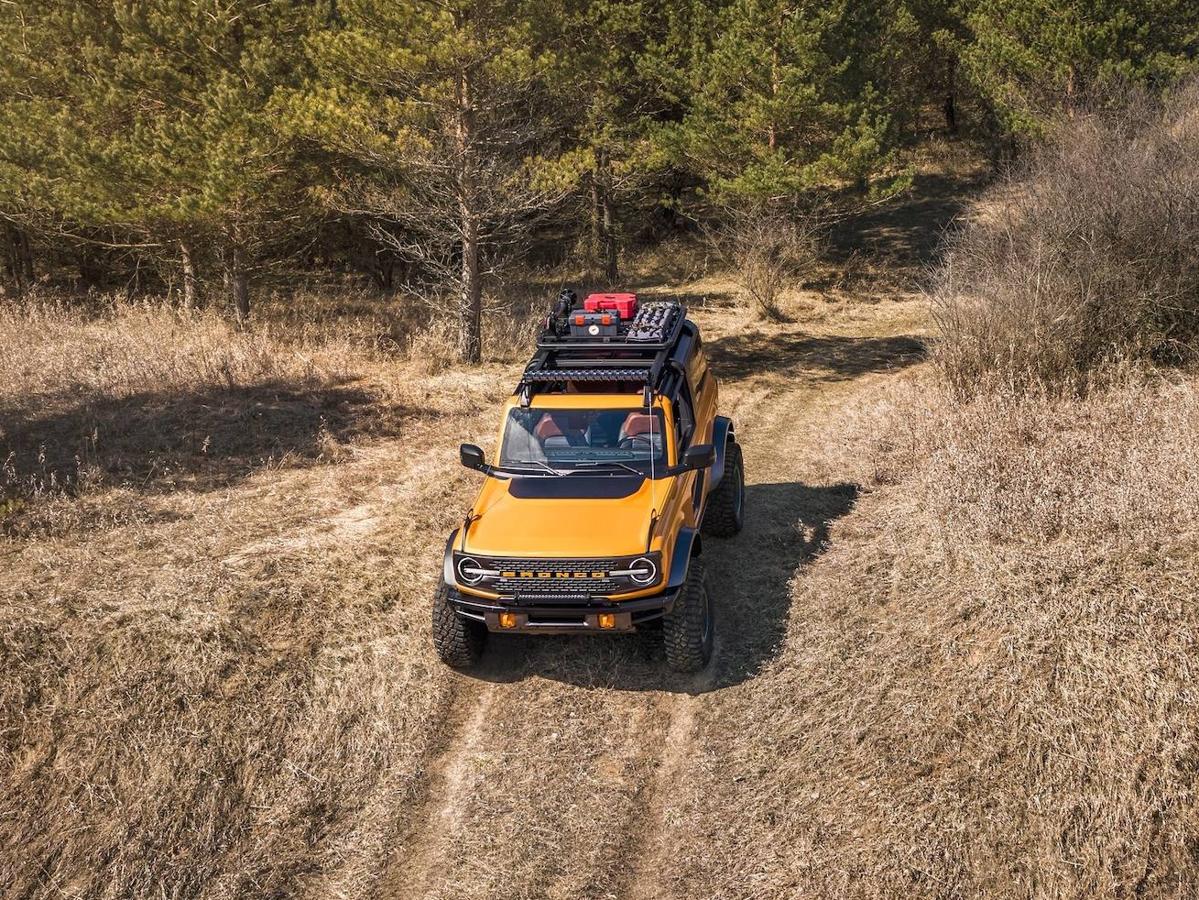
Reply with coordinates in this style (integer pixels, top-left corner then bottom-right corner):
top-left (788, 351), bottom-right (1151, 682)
top-left (620, 435), bottom-right (655, 452)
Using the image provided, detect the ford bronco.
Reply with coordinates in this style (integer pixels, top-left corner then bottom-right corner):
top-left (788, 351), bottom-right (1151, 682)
top-left (433, 290), bottom-right (744, 671)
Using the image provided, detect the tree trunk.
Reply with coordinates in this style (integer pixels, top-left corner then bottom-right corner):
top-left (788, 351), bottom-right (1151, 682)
top-left (768, 40), bottom-right (780, 151)
top-left (943, 55), bottom-right (959, 134)
top-left (5, 225), bottom-right (32, 295)
top-left (180, 241), bottom-right (198, 309)
top-left (18, 228), bottom-right (33, 286)
top-left (589, 173), bottom-right (602, 266)
top-left (459, 213), bottom-right (482, 364)
top-left (455, 64), bottom-right (482, 364)
top-left (3, 225), bottom-right (22, 296)
top-left (228, 245), bottom-right (249, 323)
top-left (594, 152), bottom-right (619, 285)
top-left (601, 187), bottom-right (618, 285)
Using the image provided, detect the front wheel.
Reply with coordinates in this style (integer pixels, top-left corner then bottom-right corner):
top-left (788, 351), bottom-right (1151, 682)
top-left (432, 579), bottom-right (486, 668)
top-left (663, 559), bottom-right (714, 672)
top-left (702, 441), bottom-right (744, 538)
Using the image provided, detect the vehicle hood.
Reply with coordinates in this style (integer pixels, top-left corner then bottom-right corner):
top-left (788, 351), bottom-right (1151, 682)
top-left (461, 474), bottom-right (662, 558)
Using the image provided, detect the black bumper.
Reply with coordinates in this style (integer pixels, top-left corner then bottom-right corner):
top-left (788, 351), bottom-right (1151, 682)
top-left (447, 585), bottom-right (679, 634)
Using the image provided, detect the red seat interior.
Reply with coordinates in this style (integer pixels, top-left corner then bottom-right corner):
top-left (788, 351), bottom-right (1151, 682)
top-left (621, 413), bottom-right (656, 438)
top-left (535, 416), bottom-right (564, 440)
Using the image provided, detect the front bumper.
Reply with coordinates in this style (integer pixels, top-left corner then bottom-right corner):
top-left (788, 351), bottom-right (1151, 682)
top-left (447, 584), bottom-right (680, 634)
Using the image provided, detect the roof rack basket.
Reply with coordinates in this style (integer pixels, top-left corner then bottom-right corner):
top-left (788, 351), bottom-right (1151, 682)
top-left (516, 299), bottom-right (687, 407)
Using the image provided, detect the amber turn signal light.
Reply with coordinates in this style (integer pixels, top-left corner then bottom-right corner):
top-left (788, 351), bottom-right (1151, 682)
top-left (499, 612), bottom-right (518, 629)
top-left (597, 613), bottom-right (616, 629)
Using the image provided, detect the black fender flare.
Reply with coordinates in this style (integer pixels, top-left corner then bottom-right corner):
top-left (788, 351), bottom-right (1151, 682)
top-left (443, 530), bottom-right (460, 586)
top-left (666, 527), bottom-right (703, 589)
top-left (708, 416), bottom-right (736, 490)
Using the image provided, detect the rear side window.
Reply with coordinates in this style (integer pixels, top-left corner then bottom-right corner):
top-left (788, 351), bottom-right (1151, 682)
top-left (675, 385), bottom-right (695, 448)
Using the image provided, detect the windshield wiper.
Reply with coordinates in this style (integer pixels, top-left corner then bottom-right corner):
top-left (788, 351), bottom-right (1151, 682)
top-left (569, 461), bottom-right (645, 476)
top-left (507, 459), bottom-right (566, 477)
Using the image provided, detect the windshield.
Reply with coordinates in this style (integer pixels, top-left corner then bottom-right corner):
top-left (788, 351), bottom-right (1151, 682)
top-left (500, 407), bottom-right (667, 473)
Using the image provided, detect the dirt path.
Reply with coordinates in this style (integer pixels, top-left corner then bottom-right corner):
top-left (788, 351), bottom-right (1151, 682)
top-left (370, 292), bottom-right (929, 900)
top-left (382, 682), bottom-right (496, 899)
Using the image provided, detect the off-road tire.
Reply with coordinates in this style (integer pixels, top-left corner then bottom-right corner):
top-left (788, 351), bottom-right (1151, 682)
top-left (663, 559), bottom-right (714, 672)
top-left (702, 441), bottom-right (744, 538)
top-left (432, 579), bottom-right (486, 668)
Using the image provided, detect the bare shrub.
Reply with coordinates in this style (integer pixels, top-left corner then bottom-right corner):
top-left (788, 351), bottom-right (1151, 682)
top-left (714, 203), bottom-right (823, 320)
top-left (933, 81), bottom-right (1199, 394)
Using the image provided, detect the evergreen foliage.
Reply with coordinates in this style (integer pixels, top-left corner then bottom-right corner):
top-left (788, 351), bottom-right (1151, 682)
top-left (0, 0), bottom-right (1194, 356)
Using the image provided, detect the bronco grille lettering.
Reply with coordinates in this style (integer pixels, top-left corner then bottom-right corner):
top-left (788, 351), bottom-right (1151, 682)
top-left (474, 557), bottom-right (647, 595)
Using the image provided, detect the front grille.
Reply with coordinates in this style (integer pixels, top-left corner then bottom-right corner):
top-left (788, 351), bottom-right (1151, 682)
top-left (488, 557), bottom-right (626, 596)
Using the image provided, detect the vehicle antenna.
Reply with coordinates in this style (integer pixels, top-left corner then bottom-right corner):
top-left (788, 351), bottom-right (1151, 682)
top-left (648, 394), bottom-right (658, 540)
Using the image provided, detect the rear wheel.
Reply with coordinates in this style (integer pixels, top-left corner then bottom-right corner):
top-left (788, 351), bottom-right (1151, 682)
top-left (702, 441), bottom-right (744, 537)
top-left (663, 559), bottom-right (714, 672)
top-left (432, 579), bottom-right (486, 668)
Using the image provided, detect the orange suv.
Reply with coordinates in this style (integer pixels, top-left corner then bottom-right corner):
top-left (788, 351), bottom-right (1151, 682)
top-left (433, 291), bottom-right (744, 671)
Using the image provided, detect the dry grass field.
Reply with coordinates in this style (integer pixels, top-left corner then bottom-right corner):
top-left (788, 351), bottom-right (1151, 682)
top-left (5, 150), bottom-right (1199, 899)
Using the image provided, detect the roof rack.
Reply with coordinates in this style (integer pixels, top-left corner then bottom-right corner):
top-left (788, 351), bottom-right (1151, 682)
top-left (516, 298), bottom-right (688, 407)
top-left (535, 299), bottom-right (685, 351)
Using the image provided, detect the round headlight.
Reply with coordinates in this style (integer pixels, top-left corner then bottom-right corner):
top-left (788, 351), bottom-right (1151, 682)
top-left (456, 556), bottom-right (486, 585)
top-left (629, 556), bottom-right (658, 585)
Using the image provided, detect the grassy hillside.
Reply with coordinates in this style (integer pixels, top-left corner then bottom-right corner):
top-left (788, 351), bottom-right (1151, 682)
top-left (4, 130), bottom-right (1199, 899)
top-left (658, 372), bottom-right (1199, 897)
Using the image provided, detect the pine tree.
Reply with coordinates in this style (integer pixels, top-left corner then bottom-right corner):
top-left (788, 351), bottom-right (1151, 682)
top-left (554, 0), bottom-right (720, 283)
top-left (0, 1), bottom-right (317, 312)
top-left (294, 0), bottom-right (570, 363)
top-left (0, 0), bottom-right (108, 292)
top-left (963, 0), bottom-right (1199, 135)
top-left (673, 0), bottom-right (896, 203)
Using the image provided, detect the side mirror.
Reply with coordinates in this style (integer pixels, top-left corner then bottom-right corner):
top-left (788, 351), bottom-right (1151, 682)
top-left (682, 443), bottom-right (715, 470)
top-left (460, 443), bottom-right (487, 471)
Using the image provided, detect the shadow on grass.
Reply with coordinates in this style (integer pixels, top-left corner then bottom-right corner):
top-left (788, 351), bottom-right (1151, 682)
top-left (705, 330), bottom-right (927, 383)
top-left (827, 171), bottom-right (987, 269)
top-left (0, 380), bottom-right (408, 497)
top-left (472, 480), bottom-right (860, 694)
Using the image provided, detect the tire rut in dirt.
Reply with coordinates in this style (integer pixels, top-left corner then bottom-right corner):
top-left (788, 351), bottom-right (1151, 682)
top-left (379, 681), bottom-right (495, 900)
top-left (396, 635), bottom-right (686, 900)
top-left (611, 637), bottom-right (722, 900)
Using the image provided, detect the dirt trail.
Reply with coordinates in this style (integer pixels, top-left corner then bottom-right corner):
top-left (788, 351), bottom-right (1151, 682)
top-left (620, 684), bottom-right (705, 900)
top-left (372, 293), bottom-right (929, 900)
top-left (383, 682), bottom-right (496, 899)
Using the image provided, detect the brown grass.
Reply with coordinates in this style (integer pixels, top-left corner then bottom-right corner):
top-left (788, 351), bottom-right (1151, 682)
top-left (649, 369), bottom-right (1199, 897)
top-left (16, 153), bottom-right (1193, 899)
top-left (0, 293), bottom-right (520, 897)
top-left (0, 278), bottom-right (932, 899)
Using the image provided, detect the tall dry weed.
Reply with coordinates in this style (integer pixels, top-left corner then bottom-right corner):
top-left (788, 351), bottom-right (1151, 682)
top-left (711, 203), bottom-right (824, 320)
top-left (933, 82), bottom-right (1199, 394)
